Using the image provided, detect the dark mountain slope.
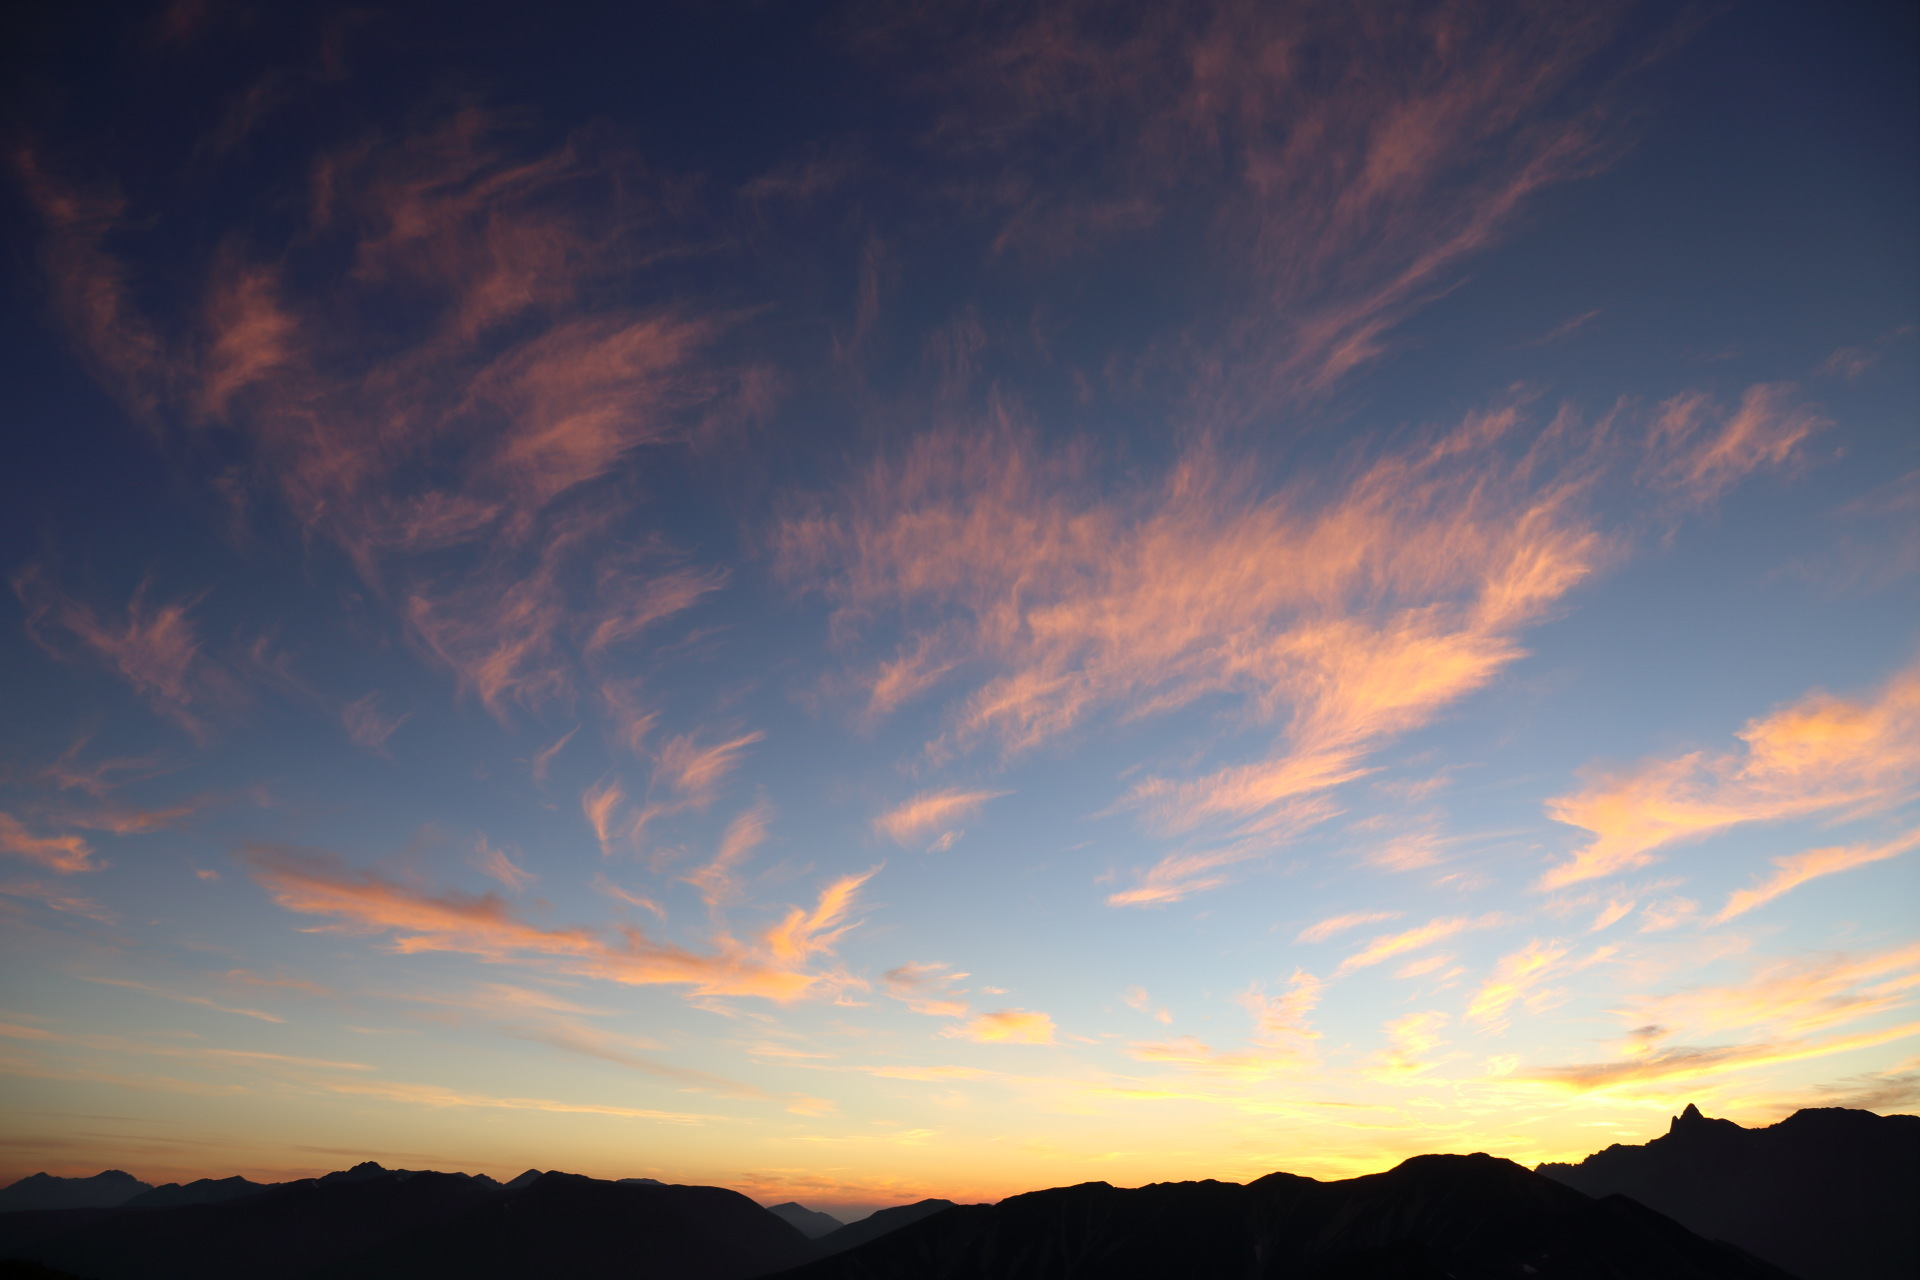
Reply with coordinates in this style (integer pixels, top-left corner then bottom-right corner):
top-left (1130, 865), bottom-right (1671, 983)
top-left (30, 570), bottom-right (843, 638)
top-left (811, 1199), bottom-right (965, 1256)
top-left (766, 1152), bottom-right (1796, 1280)
top-left (16, 1169), bottom-right (498, 1280)
top-left (1538, 1104), bottom-right (1920, 1280)
top-left (308, 1172), bottom-right (814, 1280)
top-left (769, 1201), bottom-right (845, 1239)
top-left (0, 1172), bottom-right (151, 1212)
top-left (0, 1261), bottom-right (87, 1280)
top-left (0, 1211), bottom-right (119, 1261)
top-left (122, 1175), bottom-right (277, 1209)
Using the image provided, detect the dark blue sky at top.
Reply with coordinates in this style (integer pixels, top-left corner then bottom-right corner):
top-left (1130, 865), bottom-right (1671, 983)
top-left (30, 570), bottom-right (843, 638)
top-left (5, 0), bottom-right (1912, 740)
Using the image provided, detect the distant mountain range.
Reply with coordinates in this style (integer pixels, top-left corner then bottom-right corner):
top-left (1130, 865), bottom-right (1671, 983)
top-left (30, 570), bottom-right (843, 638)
top-left (1537, 1104), bottom-right (1920, 1280)
top-left (0, 1106), bottom-right (1909, 1279)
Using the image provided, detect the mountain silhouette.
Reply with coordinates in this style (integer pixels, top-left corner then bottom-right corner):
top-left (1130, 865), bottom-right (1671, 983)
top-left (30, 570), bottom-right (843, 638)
top-left (1538, 1104), bottom-right (1920, 1280)
top-left (309, 1173), bottom-right (814, 1278)
top-left (810, 1199), bottom-right (966, 1255)
top-left (0, 1166), bottom-right (499, 1280)
top-left (123, 1176), bottom-right (277, 1209)
top-left (0, 1172), bottom-right (151, 1212)
top-left (768, 1202), bottom-right (846, 1239)
top-left (9, 1125), bottom-right (1891, 1279)
top-left (0, 1164), bottom-right (821, 1280)
top-left (764, 1152), bottom-right (1796, 1279)
top-left (0, 1261), bottom-right (87, 1280)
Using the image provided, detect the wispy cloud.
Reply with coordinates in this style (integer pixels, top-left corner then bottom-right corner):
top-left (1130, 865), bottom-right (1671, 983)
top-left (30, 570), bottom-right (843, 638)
top-left (18, 107), bottom-right (733, 741)
top-left (1129, 970), bottom-right (1320, 1079)
top-left (1124, 985), bottom-right (1172, 1025)
top-left (1642, 384), bottom-right (1828, 506)
top-left (83, 977), bottom-right (284, 1023)
top-left (1296, 910), bottom-right (1404, 944)
top-left (1336, 914), bottom-right (1506, 976)
top-left (317, 1077), bottom-right (726, 1123)
top-left (685, 800), bottom-right (773, 910)
top-left (873, 788), bottom-right (1009, 849)
top-left (1464, 940), bottom-right (1572, 1032)
top-left (881, 0), bottom-right (1654, 413)
top-left (0, 878), bottom-right (114, 921)
top-left (13, 567), bottom-right (242, 737)
top-left (883, 962), bottom-right (972, 1018)
top-left (1714, 827), bottom-right (1920, 923)
top-left (790, 405), bottom-right (1620, 905)
top-left (1531, 1021), bottom-right (1920, 1095)
top-left (1363, 1011), bottom-right (1450, 1082)
top-left (475, 840), bottom-right (535, 893)
top-left (656, 731), bottom-right (765, 806)
top-left (1542, 659), bottom-right (1920, 888)
top-left (0, 813), bottom-right (98, 873)
top-left (943, 1008), bottom-right (1056, 1044)
top-left (1621, 941), bottom-right (1920, 1041)
top-left (240, 844), bottom-right (875, 1002)
top-left (341, 694), bottom-right (410, 753)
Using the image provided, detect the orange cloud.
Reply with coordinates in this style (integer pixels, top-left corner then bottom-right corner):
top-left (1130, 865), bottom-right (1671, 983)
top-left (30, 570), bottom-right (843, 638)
top-left (1541, 659), bottom-right (1920, 888)
top-left (1643, 383), bottom-right (1827, 506)
top-left (1714, 827), bottom-right (1920, 922)
top-left (1363, 1011), bottom-right (1450, 1082)
top-left (944, 1008), bottom-right (1056, 1044)
top-left (0, 878), bottom-right (114, 921)
top-left (21, 108), bottom-right (733, 735)
top-left (239, 845), bottom-right (873, 1002)
top-left (1296, 910), bottom-right (1404, 944)
top-left (883, 962), bottom-right (972, 1018)
top-left (13, 567), bottom-right (242, 737)
top-left (1127, 970), bottom-right (1320, 1079)
top-left (581, 778), bottom-right (632, 856)
top-left (11, 150), bottom-right (167, 422)
top-left (476, 840), bottom-right (535, 893)
top-left (1464, 940), bottom-right (1571, 1031)
top-left (0, 813), bottom-right (97, 873)
top-left (318, 1077), bottom-right (726, 1123)
top-left (1336, 914), bottom-right (1506, 976)
top-left (873, 788), bottom-right (1009, 848)
top-left (531, 726), bottom-right (579, 783)
top-left (83, 977), bottom-right (283, 1023)
top-left (1621, 941), bottom-right (1920, 1042)
top-left (685, 801), bottom-right (772, 909)
top-left (791, 408), bottom-right (1617, 905)
top-left (656, 731), bottom-right (765, 806)
top-left (1531, 1021), bottom-right (1920, 1095)
top-left (341, 693), bottom-right (410, 753)
top-left (891, 2), bottom-right (1645, 410)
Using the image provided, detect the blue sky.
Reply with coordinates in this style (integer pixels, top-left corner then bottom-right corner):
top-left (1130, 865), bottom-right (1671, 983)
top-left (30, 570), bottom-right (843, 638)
top-left (0, 0), bottom-right (1915, 1215)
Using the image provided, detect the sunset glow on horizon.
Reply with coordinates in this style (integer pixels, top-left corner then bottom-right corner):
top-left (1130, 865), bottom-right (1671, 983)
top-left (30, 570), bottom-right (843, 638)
top-left (1, 0), bottom-right (1915, 1219)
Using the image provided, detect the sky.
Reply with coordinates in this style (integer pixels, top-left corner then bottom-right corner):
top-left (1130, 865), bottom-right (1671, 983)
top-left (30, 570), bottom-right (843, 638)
top-left (0, 0), bottom-right (1915, 1218)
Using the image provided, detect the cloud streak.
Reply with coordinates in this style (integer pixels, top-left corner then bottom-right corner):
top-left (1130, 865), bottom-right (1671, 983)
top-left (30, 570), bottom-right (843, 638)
top-left (240, 844), bottom-right (873, 1003)
top-left (873, 788), bottom-right (1009, 849)
top-left (1542, 660), bottom-right (1920, 888)
top-left (0, 813), bottom-right (98, 874)
top-left (1336, 914), bottom-right (1505, 976)
top-left (1714, 828), bottom-right (1920, 922)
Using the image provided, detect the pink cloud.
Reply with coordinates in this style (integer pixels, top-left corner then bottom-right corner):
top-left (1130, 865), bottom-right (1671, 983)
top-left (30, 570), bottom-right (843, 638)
top-left (1542, 659), bottom-right (1920, 889)
top-left (240, 844), bottom-right (875, 1003)
top-left (0, 812), bottom-right (98, 874)
top-left (13, 567), bottom-right (242, 737)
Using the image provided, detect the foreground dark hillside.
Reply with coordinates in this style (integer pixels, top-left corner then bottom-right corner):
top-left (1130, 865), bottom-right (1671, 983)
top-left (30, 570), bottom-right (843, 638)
top-left (765, 1151), bottom-right (1793, 1280)
top-left (0, 1169), bottom-right (811, 1280)
top-left (5, 1106), bottom-right (1911, 1280)
top-left (1539, 1104), bottom-right (1920, 1280)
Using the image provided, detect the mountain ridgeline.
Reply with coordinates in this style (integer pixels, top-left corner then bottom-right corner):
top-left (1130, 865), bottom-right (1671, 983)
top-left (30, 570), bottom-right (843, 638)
top-left (0, 1106), bottom-right (1909, 1280)
top-left (1537, 1103), bottom-right (1920, 1280)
